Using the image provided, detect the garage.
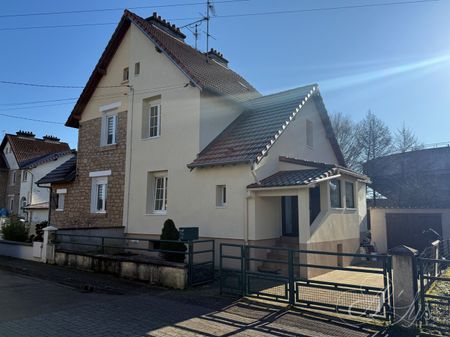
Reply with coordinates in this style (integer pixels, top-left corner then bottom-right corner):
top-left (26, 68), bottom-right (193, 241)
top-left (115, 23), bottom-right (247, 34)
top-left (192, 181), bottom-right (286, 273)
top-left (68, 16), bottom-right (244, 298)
top-left (386, 213), bottom-right (442, 252)
top-left (369, 208), bottom-right (450, 254)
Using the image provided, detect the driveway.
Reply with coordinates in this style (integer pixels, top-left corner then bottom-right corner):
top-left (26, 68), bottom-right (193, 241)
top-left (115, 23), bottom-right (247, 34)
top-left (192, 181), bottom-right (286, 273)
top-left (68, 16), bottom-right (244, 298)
top-left (0, 257), bottom-right (402, 337)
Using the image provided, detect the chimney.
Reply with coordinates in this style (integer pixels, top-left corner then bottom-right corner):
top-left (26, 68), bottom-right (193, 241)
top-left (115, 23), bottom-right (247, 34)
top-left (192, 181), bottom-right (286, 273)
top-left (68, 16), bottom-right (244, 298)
top-left (206, 48), bottom-right (229, 66)
top-left (43, 135), bottom-right (61, 143)
top-left (145, 12), bottom-right (186, 41)
top-left (16, 130), bottom-right (35, 139)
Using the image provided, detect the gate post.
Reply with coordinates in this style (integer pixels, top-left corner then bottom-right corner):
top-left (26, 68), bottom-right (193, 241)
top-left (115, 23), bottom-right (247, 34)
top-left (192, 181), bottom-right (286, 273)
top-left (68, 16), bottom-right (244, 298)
top-left (288, 249), bottom-right (295, 306)
top-left (42, 226), bottom-right (58, 263)
top-left (389, 245), bottom-right (419, 328)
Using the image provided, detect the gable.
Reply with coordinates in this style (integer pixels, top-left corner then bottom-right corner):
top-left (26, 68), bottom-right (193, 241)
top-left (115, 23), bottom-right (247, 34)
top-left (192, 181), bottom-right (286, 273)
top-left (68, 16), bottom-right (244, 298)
top-left (66, 10), bottom-right (259, 128)
top-left (188, 85), bottom-right (345, 169)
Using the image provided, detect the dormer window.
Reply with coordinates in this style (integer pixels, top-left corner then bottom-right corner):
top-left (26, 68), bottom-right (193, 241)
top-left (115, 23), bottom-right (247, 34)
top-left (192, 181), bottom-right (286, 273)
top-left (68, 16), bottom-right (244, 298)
top-left (123, 67), bottom-right (129, 82)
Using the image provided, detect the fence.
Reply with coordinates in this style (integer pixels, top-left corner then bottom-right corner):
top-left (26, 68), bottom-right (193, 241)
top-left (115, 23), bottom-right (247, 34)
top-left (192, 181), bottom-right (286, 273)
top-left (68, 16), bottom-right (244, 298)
top-left (54, 233), bottom-right (215, 286)
top-left (418, 238), bottom-right (450, 335)
top-left (220, 243), bottom-right (393, 321)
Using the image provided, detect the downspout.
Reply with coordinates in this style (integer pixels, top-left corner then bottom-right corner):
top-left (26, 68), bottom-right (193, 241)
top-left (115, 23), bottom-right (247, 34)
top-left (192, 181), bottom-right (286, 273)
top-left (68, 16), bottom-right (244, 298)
top-left (124, 86), bottom-right (135, 233)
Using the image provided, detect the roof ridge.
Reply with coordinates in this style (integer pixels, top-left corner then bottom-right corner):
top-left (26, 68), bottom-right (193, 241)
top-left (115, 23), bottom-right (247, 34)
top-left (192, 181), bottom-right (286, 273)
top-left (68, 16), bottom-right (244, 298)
top-left (246, 84), bottom-right (318, 103)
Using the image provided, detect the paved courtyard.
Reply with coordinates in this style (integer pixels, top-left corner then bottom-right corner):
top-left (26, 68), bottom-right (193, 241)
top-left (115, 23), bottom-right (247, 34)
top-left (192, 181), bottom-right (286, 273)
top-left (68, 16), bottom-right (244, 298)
top-left (0, 257), bottom-right (402, 337)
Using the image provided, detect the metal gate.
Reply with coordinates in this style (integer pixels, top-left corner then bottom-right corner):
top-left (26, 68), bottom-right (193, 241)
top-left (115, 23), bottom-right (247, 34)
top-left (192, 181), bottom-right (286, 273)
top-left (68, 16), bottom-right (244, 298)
top-left (220, 243), bottom-right (393, 321)
top-left (417, 239), bottom-right (450, 335)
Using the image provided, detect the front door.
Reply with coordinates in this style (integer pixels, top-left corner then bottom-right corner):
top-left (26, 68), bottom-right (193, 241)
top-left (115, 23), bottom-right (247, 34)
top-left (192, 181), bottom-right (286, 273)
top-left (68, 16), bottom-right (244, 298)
top-left (281, 196), bottom-right (299, 236)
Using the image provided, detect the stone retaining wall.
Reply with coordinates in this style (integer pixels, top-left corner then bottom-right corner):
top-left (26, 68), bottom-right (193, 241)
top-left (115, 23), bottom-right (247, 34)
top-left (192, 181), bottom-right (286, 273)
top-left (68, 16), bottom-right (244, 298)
top-left (54, 250), bottom-right (187, 289)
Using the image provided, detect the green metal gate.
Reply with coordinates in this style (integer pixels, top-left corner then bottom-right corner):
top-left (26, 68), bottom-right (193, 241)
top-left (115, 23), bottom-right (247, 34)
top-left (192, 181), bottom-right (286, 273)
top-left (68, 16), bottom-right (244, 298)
top-left (220, 243), bottom-right (393, 321)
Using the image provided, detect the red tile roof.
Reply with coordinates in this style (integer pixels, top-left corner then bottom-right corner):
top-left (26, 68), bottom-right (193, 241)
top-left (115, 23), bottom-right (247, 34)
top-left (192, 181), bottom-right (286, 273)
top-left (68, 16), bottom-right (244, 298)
top-left (188, 86), bottom-right (346, 169)
top-left (0, 134), bottom-right (71, 169)
top-left (66, 10), bottom-right (260, 128)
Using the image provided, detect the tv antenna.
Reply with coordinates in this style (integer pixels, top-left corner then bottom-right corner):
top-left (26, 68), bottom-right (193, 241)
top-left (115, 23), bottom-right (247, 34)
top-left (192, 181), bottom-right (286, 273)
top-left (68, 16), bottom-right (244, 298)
top-left (205, 0), bottom-right (216, 61)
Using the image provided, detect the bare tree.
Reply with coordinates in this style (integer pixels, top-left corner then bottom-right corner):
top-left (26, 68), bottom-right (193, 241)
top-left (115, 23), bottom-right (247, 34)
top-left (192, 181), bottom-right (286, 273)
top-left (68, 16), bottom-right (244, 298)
top-left (330, 112), bottom-right (360, 170)
top-left (394, 122), bottom-right (423, 153)
top-left (356, 110), bottom-right (393, 164)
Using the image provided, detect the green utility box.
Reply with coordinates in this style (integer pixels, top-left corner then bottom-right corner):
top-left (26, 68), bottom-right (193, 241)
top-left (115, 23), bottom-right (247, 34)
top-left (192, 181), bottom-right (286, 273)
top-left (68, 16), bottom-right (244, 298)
top-left (179, 227), bottom-right (199, 241)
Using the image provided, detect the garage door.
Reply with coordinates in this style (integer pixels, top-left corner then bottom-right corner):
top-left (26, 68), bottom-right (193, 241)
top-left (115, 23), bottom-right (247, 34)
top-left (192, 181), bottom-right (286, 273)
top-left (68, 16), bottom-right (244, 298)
top-left (386, 213), bottom-right (442, 252)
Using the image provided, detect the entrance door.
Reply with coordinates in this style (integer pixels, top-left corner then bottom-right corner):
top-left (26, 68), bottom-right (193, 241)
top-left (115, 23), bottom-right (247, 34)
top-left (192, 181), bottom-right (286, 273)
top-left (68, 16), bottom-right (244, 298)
top-left (281, 196), bottom-right (299, 236)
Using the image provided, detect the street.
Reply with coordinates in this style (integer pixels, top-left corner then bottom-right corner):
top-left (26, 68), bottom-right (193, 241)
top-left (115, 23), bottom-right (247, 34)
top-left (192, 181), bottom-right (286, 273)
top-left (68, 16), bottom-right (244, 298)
top-left (0, 257), bottom-right (393, 337)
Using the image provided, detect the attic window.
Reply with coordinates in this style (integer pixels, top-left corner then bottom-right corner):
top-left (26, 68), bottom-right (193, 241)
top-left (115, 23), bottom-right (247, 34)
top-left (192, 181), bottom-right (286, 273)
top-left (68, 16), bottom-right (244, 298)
top-left (123, 67), bottom-right (129, 82)
top-left (134, 62), bottom-right (140, 76)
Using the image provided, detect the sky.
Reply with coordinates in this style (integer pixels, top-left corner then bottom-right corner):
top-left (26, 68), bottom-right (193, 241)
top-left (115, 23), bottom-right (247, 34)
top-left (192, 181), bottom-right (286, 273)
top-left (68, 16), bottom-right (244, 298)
top-left (0, 0), bottom-right (449, 149)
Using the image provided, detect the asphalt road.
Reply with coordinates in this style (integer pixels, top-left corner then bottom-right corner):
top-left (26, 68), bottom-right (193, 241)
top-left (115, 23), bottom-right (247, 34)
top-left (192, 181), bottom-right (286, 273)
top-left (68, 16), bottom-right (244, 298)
top-left (0, 257), bottom-right (407, 337)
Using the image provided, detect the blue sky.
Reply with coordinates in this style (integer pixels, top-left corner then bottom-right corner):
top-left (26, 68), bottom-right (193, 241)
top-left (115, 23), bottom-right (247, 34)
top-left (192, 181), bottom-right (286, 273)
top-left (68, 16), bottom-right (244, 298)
top-left (0, 0), bottom-right (449, 149)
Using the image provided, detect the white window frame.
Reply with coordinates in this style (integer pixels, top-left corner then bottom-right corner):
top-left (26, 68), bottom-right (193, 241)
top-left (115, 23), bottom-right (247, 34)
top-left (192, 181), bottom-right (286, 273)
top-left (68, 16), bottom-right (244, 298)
top-left (56, 188), bottom-right (67, 212)
top-left (147, 104), bottom-right (161, 139)
top-left (91, 176), bottom-right (108, 213)
top-left (152, 173), bottom-right (168, 214)
top-left (216, 185), bottom-right (227, 208)
top-left (123, 67), bottom-right (129, 82)
top-left (344, 181), bottom-right (356, 209)
top-left (329, 179), bottom-right (342, 209)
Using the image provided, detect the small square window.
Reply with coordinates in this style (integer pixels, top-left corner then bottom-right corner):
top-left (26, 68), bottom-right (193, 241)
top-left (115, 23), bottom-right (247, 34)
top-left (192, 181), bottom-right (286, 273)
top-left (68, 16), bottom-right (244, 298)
top-left (123, 67), bottom-right (129, 82)
top-left (216, 185), bottom-right (227, 207)
top-left (345, 182), bottom-right (355, 208)
top-left (329, 179), bottom-right (342, 208)
top-left (134, 62), bottom-right (140, 76)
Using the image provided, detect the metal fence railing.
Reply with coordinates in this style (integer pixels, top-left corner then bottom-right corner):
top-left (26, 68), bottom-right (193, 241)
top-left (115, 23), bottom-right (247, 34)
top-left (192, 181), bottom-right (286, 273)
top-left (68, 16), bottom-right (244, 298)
top-left (54, 233), bottom-right (215, 287)
top-left (220, 243), bottom-right (393, 321)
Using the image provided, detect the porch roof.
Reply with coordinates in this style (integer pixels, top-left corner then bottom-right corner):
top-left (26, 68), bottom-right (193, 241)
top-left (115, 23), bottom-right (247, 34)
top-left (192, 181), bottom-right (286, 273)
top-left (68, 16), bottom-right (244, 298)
top-left (247, 167), bottom-right (336, 189)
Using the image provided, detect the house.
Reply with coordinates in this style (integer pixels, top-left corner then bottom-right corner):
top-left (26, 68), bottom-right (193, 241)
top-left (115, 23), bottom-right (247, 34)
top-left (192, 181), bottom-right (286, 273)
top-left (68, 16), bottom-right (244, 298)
top-left (365, 146), bottom-right (450, 253)
top-left (0, 131), bottom-right (73, 223)
top-left (40, 10), bottom-right (368, 260)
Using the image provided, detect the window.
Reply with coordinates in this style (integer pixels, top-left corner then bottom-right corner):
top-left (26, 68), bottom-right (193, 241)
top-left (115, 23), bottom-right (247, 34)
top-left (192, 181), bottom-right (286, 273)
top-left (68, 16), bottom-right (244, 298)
top-left (123, 67), bottom-right (129, 81)
top-left (306, 119), bottom-right (314, 147)
top-left (216, 185), bottom-right (227, 207)
top-left (154, 175), bottom-right (168, 213)
top-left (345, 181), bottom-right (355, 208)
top-left (91, 177), bottom-right (108, 213)
top-left (22, 171), bottom-right (28, 182)
top-left (56, 189), bottom-right (66, 211)
top-left (101, 114), bottom-right (117, 146)
top-left (148, 105), bottom-right (161, 138)
top-left (10, 171), bottom-right (16, 185)
top-left (147, 172), bottom-right (168, 214)
top-left (329, 179), bottom-right (342, 208)
top-left (134, 62), bottom-right (140, 76)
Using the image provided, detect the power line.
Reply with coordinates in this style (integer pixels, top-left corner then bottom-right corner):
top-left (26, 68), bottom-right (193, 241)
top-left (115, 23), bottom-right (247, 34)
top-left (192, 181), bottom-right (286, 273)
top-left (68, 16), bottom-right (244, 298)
top-left (0, 80), bottom-right (126, 89)
top-left (0, 97), bottom-right (78, 106)
top-left (213, 0), bottom-right (441, 18)
top-left (0, 0), bottom-right (248, 19)
top-left (0, 0), bottom-right (441, 31)
top-left (0, 113), bottom-right (64, 125)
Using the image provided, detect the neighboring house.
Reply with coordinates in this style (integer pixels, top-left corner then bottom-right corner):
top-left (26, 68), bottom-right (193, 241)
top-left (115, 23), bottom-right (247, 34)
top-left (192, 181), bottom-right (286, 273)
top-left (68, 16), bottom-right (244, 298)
top-left (0, 131), bottom-right (73, 223)
top-left (0, 154), bottom-right (7, 210)
top-left (41, 10), bottom-right (368, 259)
top-left (365, 146), bottom-right (450, 253)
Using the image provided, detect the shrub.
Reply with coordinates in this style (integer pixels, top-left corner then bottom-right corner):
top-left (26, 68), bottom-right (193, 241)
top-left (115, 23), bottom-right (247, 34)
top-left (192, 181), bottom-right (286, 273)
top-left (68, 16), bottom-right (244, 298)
top-left (1, 217), bottom-right (29, 242)
top-left (160, 219), bottom-right (187, 263)
top-left (33, 221), bottom-right (48, 242)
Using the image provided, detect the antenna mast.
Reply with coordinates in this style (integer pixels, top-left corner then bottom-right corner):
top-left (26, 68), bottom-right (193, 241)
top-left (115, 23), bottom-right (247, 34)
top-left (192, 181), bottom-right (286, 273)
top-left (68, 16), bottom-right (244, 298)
top-left (205, 0), bottom-right (215, 61)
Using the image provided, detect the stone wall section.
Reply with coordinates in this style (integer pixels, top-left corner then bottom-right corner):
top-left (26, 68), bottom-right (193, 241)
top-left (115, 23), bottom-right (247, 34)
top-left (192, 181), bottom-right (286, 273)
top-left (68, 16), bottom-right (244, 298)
top-left (50, 111), bottom-right (127, 228)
